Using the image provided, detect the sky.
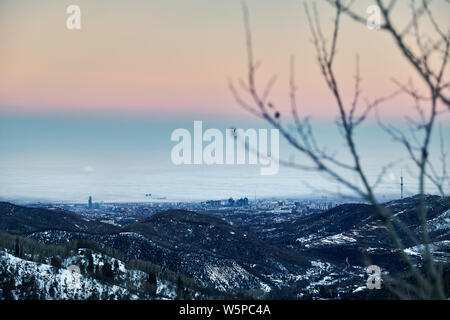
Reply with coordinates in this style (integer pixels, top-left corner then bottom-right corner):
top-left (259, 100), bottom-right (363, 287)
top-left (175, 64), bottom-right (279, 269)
top-left (0, 0), bottom-right (449, 202)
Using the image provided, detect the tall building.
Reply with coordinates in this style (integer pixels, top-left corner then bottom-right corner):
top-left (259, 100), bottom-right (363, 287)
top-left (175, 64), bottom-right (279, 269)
top-left (88, 196), bottom-right (93, 209)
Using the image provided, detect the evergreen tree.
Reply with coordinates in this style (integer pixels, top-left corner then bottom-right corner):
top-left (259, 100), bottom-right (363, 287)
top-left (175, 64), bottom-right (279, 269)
top-left (14, 238), bottom-right (20, 257)
top-left (49, 281), bottom-right (58, 298)
top-left (87, 252), bottom-right (94, 274)
top-left (146, 273), bottom-right (157, 296)
top-left (102, 261), bottom-right (114, 280)
top-left (176, 275), bottom-right (185, 299)
top-left (147, 273), bottom-right (157, 285)
top-left (50, 256), bottom-right (61, 269)
top-left (2, 277), bottom-right (16, 300)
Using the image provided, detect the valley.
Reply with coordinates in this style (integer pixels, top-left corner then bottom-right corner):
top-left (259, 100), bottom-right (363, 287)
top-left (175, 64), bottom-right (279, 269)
top-left (0, 195), bottom-right (449, 300)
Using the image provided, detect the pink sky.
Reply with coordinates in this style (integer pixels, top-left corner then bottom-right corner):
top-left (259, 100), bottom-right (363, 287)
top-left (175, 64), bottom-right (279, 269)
top-left (1, 0), bottom-right (448, 118)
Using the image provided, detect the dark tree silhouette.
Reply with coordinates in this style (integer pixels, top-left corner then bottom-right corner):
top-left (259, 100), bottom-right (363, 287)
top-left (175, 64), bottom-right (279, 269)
top-left (231, 0), bottom-right (449, 299)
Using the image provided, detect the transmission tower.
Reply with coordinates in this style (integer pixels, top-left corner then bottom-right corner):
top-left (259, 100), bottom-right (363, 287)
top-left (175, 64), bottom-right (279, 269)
top-left (400, 170), bottom-right (404, 199)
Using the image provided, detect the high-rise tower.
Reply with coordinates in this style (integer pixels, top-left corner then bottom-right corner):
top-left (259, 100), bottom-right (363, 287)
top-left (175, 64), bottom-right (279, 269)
top-left (88, 196), bottom-right (93, 209)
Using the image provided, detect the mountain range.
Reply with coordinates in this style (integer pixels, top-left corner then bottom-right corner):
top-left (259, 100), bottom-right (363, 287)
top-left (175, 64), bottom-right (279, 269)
top-left (0, 195), bottom-right (448, 299)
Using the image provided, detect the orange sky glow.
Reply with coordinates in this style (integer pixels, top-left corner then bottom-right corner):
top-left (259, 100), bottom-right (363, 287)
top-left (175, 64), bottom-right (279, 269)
top-left (1, 0), bottom-right (449, 118)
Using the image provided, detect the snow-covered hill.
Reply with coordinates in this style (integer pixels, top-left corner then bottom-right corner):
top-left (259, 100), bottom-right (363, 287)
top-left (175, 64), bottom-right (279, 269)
top-left (0, 249), bottom-right (181, 300)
